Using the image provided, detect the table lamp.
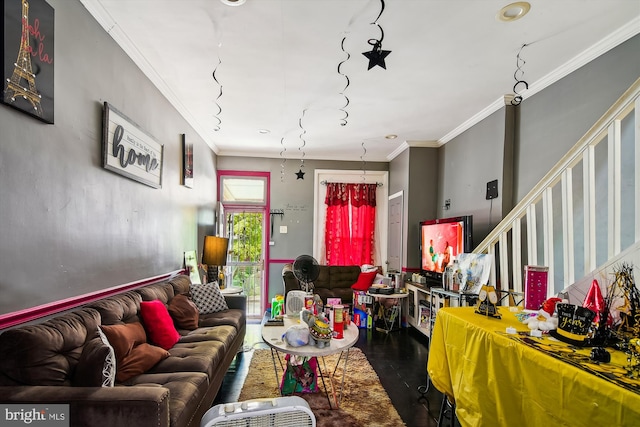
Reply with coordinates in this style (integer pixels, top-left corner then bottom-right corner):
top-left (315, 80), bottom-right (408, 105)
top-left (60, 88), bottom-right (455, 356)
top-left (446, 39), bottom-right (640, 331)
top-left (202, 236), bottom-right (229, 286)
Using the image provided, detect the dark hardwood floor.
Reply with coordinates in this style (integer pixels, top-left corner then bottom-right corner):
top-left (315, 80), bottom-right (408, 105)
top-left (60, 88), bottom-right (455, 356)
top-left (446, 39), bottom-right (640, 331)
top-left (214, 319), bottom-right (455, 426)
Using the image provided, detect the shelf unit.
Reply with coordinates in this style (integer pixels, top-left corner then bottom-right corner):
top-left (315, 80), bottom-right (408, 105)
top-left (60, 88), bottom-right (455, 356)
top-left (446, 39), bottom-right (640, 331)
top-left (405, 282), bottom-right (473, 338)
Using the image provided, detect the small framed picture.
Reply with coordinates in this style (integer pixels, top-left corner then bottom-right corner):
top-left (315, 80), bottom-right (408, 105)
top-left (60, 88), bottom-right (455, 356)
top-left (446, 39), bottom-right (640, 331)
top-left (182, 134), bottom-right (194, 188)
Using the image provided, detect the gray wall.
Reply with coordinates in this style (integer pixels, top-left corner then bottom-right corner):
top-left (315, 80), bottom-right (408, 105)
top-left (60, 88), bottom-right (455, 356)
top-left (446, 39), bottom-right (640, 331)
top-left (438, 107), bottom-right (507, 245)
top-left (0, 0), bottom-right (217, 315)
top-left (516, 35), bottom-right (640, 202)
top-left (216, 156), bottom-right (388, 301)
top-left (435, 34), bottom-right (639, 253)
top-left (388, 147), bottom-right (439, 272)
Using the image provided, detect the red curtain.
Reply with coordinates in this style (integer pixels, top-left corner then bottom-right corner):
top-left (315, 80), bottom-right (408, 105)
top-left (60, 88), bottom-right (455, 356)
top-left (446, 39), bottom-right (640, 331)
top-left (324, 182), bottom-right (377, 266)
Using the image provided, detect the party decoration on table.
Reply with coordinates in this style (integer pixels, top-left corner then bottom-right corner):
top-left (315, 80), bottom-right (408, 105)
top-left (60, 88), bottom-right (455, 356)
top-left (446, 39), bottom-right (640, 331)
top-left (510, 43), bottom-right (529, 106)
top-left (550, 303), bottom-right (596, 346)
top-left (524, 265), bottom-right (549, 310)
top-left (508, 334), bottom-right (640, 395)
top-left (583, 279), bottom-right (608, 324)
top-left (610, 263), bottom-right (640, 334)
top-left (337, 36), bottom-right (351, 126)
top-left (362, 0), bottom-right (391, 70)
top-left (583, 279), bottom-right (617, 347)
top-left (521, 297), bottom-right (562, 332)
top-left (590, 346), bottom-right (611, 363)
top-left (475, 285), bottom-right (501, 318)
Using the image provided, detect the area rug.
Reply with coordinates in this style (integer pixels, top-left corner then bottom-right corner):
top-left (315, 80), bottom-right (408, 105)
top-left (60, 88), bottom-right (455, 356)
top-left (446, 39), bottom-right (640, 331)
top-left (238, 348), bottom-right (406, 427)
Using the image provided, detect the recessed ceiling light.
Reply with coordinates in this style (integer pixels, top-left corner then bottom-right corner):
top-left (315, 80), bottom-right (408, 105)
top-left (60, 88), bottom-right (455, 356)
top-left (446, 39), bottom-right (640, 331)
top-left (497, 2), bottom-right (531, 22)
top-left (220, 0), bottom-right (246, 6)
top-left (258, 129), bottom-right (270, 134)
top-left (385, 134), bottom-right (398, 140)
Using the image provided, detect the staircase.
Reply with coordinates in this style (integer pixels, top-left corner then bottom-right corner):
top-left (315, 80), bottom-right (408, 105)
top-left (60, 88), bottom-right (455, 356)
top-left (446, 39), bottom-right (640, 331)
top-left (474, 78), bottom-right (640, 304)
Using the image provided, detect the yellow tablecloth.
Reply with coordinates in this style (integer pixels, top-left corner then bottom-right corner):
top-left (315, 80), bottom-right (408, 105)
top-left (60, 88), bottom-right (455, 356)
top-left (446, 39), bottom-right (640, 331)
top-left (427, 307), bottom-right (640, 427)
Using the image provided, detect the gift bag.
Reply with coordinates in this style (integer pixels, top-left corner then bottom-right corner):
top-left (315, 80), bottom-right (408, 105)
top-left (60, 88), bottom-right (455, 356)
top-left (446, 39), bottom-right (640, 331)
top-left (280, 354), bottom-right (318, 394)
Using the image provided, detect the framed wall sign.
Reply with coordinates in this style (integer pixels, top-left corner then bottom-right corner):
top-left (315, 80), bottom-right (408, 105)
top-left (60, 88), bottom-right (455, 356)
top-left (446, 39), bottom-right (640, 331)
top-left (1, 0), bottom-right (55, 123)
top-left (182, 133), bottom-right (193, 188)
top-left (102, 102), bottom-right (164, 188)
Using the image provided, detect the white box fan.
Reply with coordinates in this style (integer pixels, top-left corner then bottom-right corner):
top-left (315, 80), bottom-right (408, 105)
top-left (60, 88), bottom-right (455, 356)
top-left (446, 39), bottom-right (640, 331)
top-left (200, 396), bottom-right (316, 427)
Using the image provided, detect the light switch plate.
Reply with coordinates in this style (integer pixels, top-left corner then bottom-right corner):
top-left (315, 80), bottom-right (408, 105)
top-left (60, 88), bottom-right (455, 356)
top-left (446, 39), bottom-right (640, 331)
top-left (279, 225), bottom-right (288, 234)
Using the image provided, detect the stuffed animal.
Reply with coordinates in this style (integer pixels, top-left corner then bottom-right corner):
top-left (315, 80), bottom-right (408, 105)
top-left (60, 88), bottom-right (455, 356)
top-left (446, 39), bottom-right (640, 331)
top-left (522, 297), bottom-right (563, 332)
top-left (300, 309), bottom-right (332, 348)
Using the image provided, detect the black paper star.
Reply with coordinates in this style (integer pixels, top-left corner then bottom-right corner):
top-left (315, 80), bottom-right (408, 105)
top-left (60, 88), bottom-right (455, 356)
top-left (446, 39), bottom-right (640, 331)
top-left (362, 42), bottom-right (391, 70)
top-left (295, 169), bottom-right (305, 180)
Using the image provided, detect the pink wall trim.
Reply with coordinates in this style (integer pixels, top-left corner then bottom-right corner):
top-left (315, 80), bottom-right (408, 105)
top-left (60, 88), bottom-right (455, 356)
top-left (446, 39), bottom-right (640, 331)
top-left (0, 270), bottom-right (184, 330)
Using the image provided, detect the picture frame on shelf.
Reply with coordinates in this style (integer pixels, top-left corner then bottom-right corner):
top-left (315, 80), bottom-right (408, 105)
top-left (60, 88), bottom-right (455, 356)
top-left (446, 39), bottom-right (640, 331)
top-left (102, 102), bottom-right (164, 188)
top-left (184, 250), bottom-right (201, 284)
top-left (182, 133), bottom-right (193, 188)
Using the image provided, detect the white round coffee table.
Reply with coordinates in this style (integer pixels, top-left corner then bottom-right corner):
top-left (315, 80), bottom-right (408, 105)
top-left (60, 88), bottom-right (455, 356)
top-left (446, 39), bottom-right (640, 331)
top-left (261, 313), bottom-right (358, 408)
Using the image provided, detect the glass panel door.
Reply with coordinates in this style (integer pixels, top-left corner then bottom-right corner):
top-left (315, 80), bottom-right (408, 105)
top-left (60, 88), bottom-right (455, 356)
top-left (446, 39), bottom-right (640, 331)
top-left (224, 210), bottom-right (265, 318)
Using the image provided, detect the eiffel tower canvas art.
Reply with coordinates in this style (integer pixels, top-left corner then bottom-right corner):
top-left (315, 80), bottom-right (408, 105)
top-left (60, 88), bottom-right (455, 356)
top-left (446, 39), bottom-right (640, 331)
top-left (1, 0), bottom-right (54, 123)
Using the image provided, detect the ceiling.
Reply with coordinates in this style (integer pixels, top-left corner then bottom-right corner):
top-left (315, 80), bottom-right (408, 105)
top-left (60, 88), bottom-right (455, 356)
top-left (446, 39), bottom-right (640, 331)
top-left (80, 0), bottom-right (640, 162)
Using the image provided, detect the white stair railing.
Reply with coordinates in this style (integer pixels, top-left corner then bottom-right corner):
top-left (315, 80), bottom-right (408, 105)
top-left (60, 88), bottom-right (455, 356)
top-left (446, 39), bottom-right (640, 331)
top-left (474, 78), bottom-right (640, 304)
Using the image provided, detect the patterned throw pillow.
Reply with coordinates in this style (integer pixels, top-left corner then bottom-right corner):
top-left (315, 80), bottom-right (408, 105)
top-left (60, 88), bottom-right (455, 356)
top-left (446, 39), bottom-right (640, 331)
top-left (190, 282), bottom-right (228, 314)
top-left (74, 327), bottom-right (116, 387)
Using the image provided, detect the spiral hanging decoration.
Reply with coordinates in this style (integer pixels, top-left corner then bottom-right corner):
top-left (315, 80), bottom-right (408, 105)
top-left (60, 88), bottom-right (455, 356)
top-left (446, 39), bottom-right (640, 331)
top-left (295, 109), bottom-right (308, 180)
top-left (212, 56), bottom-right (223, 130)
top-left (362, 0), bottom-right (391, 70)
top-left (337, 36), bottom-right (351, 126)
top-left (360, 141), bottom-right (367, 181)
top-left (280, 137), bottom-right (287, 183)
top-left (511, 43), bottom-right (529, 106)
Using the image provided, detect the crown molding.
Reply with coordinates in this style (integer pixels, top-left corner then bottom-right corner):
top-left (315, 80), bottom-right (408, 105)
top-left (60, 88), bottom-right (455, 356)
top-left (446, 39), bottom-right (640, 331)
top-left (439, 16), bottom-right (640, 145)
top-left (79, 0), bottom-right (221, 155)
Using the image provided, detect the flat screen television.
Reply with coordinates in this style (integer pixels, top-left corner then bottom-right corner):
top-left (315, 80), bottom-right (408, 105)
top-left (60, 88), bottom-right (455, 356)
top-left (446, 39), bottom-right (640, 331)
top-left (420, 215), bottom-right (473, 286)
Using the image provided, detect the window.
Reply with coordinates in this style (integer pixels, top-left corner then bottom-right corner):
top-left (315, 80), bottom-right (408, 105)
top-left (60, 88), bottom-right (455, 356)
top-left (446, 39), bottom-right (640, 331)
top-left (220, 177), bottom-right (267, 205)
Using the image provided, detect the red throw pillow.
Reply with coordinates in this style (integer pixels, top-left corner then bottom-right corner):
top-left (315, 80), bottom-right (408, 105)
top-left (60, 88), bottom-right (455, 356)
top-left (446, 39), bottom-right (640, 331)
top-left (140, 300), bottom-right (181, 350)
top-left (351, 270), bottom-right (378, 291)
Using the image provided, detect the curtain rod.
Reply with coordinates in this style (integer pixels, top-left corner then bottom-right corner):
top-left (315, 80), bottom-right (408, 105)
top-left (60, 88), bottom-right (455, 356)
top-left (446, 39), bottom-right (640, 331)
top-left (320, 180), bottom-right (383, 187)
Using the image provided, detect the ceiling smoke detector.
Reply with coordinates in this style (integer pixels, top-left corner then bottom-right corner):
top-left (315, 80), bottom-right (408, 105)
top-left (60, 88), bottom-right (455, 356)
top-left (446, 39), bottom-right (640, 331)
top-left (497, 2), bottom-right (531, 22)
top-left (220, 0), bottom-right (246, 6)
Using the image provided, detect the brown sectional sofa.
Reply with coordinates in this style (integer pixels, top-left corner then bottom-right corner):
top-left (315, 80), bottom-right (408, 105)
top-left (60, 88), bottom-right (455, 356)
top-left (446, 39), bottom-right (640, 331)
top-left (283, 263), bottom-right (361, 305)
top-left (0, 275), bottom-right (246, 427)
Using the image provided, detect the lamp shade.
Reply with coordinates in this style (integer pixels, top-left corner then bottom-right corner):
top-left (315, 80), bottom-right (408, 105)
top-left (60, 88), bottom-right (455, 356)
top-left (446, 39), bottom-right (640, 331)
top-left (202, 236), bottom-right (229, 266)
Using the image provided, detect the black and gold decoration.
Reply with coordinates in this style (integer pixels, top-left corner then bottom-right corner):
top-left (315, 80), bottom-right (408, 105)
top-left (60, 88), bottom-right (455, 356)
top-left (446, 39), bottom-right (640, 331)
top-left (475, 285), bottom-right (501, 318)
top-left (337, 36), bottom-right (350, 126)
top-left (279, 137), bottom-right (287, 183)
top-left (296, 108), bottom-right (308, 180)
top-left (211, 55), bottom-right (223, 131)
top-left (510, 43), bottom-right (529, 106)
top-left (361, 0), bottom-right (391, 70)
top-left (508, 334), bottom-right (640, 394)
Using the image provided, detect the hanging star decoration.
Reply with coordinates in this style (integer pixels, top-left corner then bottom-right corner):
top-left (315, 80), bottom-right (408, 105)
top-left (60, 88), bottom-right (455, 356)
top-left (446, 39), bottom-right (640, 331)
top-left (296, 169), bottom-right (305, 180)
top-left (362, 0), bottom-right (391, 70)
top-left (363, 39), bottom-right (391, 70)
